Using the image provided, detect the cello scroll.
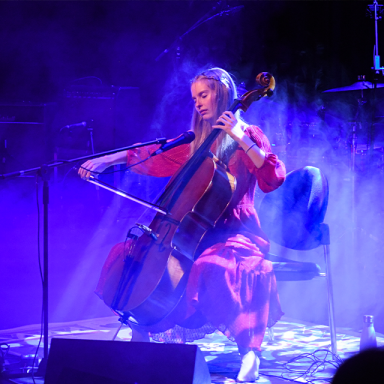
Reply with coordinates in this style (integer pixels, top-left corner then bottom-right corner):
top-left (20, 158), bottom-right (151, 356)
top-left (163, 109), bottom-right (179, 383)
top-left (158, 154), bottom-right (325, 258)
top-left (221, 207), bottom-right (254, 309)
top-left (232, 72), bottom-right (275, 114)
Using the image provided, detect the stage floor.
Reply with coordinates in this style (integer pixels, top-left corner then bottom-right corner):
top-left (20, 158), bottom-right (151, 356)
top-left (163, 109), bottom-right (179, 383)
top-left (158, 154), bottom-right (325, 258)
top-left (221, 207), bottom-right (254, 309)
top-left (1, 316), bottom-right (382, 384)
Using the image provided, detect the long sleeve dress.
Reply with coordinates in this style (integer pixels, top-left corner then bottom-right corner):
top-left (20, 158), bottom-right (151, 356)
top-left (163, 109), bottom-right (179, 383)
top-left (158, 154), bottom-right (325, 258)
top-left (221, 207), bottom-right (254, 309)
top-left (95, 125), bottom-right (286, 351)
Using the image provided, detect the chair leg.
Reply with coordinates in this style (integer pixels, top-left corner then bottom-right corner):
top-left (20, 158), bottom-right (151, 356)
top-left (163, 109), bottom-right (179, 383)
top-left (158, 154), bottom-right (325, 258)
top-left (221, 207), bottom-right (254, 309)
top-left (323, 244), bottom-right (337, 354)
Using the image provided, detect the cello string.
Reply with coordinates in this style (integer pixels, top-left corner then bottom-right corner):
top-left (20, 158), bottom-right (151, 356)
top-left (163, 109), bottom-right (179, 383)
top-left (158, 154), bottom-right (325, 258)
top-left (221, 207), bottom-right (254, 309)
top-left (154, 130), bottom-right (219, 207)
top-left (132, 177), bottom-right (169, 226)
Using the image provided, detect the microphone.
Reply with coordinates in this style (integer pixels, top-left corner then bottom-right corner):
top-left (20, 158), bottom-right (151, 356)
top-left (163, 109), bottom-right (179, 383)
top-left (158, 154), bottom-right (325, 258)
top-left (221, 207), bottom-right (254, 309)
top-left (60, 119), bottom-right (94, 132)
top-left (150, 131), bottom-right (195, 157)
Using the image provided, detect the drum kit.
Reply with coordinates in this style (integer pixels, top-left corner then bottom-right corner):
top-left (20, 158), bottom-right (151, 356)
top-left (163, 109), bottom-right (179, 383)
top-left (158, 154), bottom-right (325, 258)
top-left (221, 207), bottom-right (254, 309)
top-left (275, 0), bottom-right (384, 174)
top-left (264, 76), bottom-right (384, 256)
top-left (272, 77), bottom-right (384, 174)
top-left (323, 80), bottom-right (384, 93)
top-left (321, 77), bottom-right (384, 256)
top-left (322, 76), bottom-right (384, 174)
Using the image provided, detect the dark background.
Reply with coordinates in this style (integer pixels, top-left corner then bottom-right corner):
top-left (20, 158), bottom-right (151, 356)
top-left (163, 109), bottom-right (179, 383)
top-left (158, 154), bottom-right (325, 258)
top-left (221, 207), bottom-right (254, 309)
top-left (1, 0), bottom-right (384, 338)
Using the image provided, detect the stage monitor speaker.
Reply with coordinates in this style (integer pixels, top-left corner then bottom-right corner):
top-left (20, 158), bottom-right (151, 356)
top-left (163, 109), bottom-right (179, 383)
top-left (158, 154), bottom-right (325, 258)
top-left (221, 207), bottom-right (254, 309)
top-left (45, 338), bottom-right (211, 384)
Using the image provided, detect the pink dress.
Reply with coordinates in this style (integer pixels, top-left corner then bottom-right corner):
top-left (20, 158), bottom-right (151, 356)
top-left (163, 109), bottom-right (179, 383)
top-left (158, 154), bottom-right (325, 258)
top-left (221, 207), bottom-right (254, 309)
top-left (96, 126), bottom-right (286, 350)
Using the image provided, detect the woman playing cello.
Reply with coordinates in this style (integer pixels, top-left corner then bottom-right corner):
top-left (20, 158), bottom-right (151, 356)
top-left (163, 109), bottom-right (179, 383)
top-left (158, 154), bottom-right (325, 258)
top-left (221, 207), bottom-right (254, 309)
top-left (79, 67), bottom-right (286, 382)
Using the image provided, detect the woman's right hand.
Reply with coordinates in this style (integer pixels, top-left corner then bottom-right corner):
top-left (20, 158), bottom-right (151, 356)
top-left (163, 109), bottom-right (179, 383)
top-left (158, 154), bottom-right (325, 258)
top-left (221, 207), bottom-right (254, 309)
top-left (78, 156), bottom-right (110, 180)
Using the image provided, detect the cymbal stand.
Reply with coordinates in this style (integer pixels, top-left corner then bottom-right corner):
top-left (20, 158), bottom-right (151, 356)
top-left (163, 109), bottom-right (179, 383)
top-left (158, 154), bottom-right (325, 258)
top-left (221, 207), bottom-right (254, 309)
top-left (349, 92), bottom-right (366, 252)
top-left (367, 1), bottom-right (384, 157)
top-left (350, 123), bottom-right (358, 253)
top-left (155, 3), bottom-right (244, 64)
top-left (368, 0), bottom-right (384, 76)
top-left (350, 122), bottom-right (357, 240)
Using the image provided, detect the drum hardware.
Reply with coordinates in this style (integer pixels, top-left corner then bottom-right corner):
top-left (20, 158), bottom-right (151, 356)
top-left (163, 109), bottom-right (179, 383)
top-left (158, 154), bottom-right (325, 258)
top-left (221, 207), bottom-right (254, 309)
top-left (367, 0), bottom-right (384, 74)
top-left (367, 1), bottom-right (384, 159)
top-left (356, 143), bottom-right (384, 153)
top-left (323, 76), bottom-right (373, 173)
top-left (322, 79), bottom-right (384, 93)
top-left (321, 87), bottom-right (369, 254)
top-left (318, 1), bottom-right (384, 260)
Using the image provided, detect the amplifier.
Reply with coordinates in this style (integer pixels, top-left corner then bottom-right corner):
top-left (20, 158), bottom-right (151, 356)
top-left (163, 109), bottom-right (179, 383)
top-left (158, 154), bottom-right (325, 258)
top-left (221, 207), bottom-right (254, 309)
top-left (54, 86), bottom-right (140, 157)
top-left (0, 102), bottom-right (56, 174)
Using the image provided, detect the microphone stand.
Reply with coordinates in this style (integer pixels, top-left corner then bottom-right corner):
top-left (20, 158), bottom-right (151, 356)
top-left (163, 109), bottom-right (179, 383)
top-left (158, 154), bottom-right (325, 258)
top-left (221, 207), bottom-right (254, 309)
top-left (0, 137), bottom-right (166, 377)
top-left (155, 4), bottom-right (244, 63)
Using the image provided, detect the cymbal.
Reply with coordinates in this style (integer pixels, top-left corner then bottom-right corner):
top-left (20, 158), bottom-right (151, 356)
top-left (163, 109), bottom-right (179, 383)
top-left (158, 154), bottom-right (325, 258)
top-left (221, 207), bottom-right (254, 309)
top-left (323, 81), bottom-right (384, 93)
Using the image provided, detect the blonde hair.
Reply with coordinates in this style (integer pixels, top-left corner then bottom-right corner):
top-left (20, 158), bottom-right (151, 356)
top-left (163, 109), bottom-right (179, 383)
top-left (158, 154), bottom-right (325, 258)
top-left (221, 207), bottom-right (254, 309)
top-left (190, 67), bottom-right (243, 161)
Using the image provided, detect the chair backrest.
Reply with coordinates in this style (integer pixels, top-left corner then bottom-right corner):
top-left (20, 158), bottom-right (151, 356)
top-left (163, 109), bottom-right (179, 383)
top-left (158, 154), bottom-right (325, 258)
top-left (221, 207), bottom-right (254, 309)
top-left (259, 166), bottom-right (329, 250)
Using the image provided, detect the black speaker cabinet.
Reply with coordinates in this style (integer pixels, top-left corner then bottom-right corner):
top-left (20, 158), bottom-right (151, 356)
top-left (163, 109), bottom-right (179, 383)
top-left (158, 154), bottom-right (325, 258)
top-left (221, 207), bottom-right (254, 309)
top-left (0, 102), bottom-right (56, 174)
top-left (45, 338), bottom-right (211, 384)
top-left (54, 86), bottom-right (140, 155)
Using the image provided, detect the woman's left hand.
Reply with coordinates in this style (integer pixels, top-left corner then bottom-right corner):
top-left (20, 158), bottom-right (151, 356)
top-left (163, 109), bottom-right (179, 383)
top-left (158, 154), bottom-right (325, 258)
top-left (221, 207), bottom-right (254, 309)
top-left (212, 111), bottom-right (244, 142)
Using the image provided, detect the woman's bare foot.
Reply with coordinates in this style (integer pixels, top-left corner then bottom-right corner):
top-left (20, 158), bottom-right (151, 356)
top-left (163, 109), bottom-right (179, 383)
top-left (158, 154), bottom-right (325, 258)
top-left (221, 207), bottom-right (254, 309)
top-left (236, 350), bottom-right (260, 382)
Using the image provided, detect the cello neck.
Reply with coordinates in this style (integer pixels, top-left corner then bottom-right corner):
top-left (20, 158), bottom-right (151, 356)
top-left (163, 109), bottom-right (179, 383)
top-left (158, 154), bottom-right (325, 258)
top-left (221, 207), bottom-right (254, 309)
top-left (185, 99), bottom-right (244, 163)
top-left (156, 100), bottom-right (244, 208)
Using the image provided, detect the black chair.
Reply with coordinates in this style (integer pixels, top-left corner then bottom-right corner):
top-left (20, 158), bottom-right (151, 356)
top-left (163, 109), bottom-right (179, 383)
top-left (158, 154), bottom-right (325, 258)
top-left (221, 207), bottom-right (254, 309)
top-left (259, 166), bottom-right (337, 354)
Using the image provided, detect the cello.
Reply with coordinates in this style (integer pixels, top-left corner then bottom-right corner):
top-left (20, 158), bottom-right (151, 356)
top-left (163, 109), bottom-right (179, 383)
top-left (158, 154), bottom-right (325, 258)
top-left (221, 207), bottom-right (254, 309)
top-left (100, 72), bottom-right (276, 327)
